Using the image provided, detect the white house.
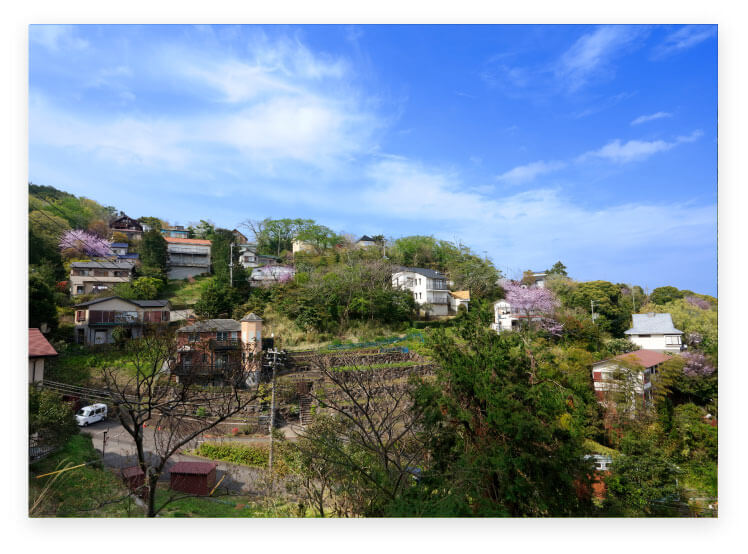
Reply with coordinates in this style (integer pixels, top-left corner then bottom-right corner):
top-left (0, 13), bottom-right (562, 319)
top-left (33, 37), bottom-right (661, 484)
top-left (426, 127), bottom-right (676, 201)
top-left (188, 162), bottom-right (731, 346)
top-left (73, 296), bottom-right (172, 345)
top-left (491, 299), bottom-right (545, 332)
top-left (591, 349), bottom-right (671, 412)
top-left (250, 264), bottom-right (296, 285)
top-left (355, 235), bottom-right (377, 248)
top-left (392, 267), bottom-right (450, 316)
top-left (624, 313), bottom-right (684, 353)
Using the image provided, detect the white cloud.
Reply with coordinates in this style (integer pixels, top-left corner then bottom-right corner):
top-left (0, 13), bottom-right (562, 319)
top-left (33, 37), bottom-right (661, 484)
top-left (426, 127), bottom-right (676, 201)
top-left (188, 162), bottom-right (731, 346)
top-left (496, 160), bottom-right (566, 184)
top-left (654, 25), bottom-right (717, 58)
top-left (631, 111), bottom-right (672, 126)
top-left (555, 26), bottom-right (644, 91)
top-left (30, 25), bottom-right (88, 51)
top-left (578, 130), bottom-right (702, 164)
top-left (354, 158), bottom-right (715, 276)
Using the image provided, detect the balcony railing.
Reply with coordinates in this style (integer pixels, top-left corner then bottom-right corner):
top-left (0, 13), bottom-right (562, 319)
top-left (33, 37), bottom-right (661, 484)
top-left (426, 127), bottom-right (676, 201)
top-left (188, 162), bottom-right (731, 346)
top-left (88, 310), bottom-right (141, 325)
top-left (209, 339), bottom-right (242, 350)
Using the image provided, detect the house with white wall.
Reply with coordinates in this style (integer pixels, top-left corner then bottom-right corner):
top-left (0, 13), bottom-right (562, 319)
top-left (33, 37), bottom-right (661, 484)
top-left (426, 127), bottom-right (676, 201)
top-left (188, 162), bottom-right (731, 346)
top-left (73, 296), bottom-right (171, 345)
top-left (449, 290), bottom-right (470, 313)
top-left (392, 267), bottom-right (450, 316)
top-left (491, 299), bottom-right (545, 332)
top-left (29, 328), bottom-right (57, 383)
top-left (624, 313), bottom-right (684, 353)
top-left (591, 349), bottom-right (671, 414)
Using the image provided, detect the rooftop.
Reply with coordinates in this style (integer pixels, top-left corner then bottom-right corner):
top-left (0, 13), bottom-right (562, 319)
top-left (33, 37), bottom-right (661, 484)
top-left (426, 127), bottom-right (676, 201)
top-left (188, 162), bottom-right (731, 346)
top-left (624, 313), bottom-right (683, 336)
top-left (29, 328), bottom-right (57, 358)
top-left (164, 237), bottom-right (212, 246)
top-left (393, 266), bottom-right (446, 279)
top-left (177, 319), bottom-right (242, 332)
top-left (71, 260), bottom-right (135, 269)
top-left (240, 312), bottom-right (262, 322)
top-left (169, 461), bottom-right (217, 475)
top-left (110, 242), bottom-right (129, 248)
top-left (594, 349), bottom-right (672, 369)
top-left (73, 296), bottom-right (170, 309)
top-left (358, 235), bottom-right (375, 242)
top-left (450, 290), bottom-right (471, 300)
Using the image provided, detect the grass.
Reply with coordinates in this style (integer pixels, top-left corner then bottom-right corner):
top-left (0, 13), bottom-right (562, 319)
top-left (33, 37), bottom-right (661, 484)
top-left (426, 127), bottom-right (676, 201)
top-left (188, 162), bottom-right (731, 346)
top-left (583, 439), bottom-right (620, 458)
top-left (47, 344), bottom-right (139, 383)
top-left (161, 275), bottom-right (214, 308)
top-left (191, 441), bottom-right (292, 476)
top-left (155, 489), bottom-right (307, 517)
top-left (29, 434), bottom-right (135, 517)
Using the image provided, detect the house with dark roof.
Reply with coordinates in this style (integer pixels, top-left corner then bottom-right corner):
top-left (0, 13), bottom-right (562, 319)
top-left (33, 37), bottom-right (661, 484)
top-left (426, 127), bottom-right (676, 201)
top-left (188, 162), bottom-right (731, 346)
top-left (592, 349), bottom-right (673, 418)
top-left (355, 235), bottom-right (377, 248)
top-left (624, 313), bottom-right (685, 353)
top-left (173, 313), bottom-right (263, 386)
top-left (392, 266), bottom-right (450, 316)
top-left (110, 214), bottom-right (143, 241)
top-left (73, 296), bottom-right (172, 345)
top-left (69, 260), bottom-right (135, 296)
top-left (29, 328), bottom-right (57, 383)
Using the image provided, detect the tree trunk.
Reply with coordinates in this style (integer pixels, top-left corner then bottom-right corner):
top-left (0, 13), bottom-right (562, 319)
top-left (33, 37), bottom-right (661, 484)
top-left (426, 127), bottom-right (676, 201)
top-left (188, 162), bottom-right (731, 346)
top-left (146, 473), bottom-right (159, 517)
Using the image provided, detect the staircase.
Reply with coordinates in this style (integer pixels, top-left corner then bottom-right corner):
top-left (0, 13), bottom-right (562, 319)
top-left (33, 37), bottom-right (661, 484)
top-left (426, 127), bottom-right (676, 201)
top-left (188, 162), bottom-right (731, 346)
top-left (299, 394), bottom-right (313, 426)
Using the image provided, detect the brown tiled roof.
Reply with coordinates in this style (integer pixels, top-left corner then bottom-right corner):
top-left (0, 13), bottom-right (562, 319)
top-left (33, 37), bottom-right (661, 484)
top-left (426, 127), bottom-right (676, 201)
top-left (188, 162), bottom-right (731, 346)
top-left (29, 328), bottom-right (57, 358)
top-left (170, 461), bottom-right (217, 475)
top-left (121, 466), bottom-right (144, 478)
top-left (613, 349), bottom-right (671, 368)
top-left (164, 237), bottom-right (212, 245)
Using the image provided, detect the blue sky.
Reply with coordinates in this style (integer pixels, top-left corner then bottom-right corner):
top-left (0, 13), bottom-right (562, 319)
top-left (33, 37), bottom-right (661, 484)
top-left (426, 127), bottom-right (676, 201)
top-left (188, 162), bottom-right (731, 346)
top-left (28, 24), bottom-right (717, 295)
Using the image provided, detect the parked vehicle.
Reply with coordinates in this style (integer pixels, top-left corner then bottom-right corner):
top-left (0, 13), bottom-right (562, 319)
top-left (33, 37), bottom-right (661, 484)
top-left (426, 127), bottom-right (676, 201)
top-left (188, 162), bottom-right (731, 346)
top-left (75, 403), bottom-right (107, 427)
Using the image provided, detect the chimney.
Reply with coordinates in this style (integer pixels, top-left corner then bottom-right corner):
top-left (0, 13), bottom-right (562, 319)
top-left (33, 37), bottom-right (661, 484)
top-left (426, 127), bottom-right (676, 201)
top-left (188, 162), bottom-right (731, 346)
top-left (240, 313), bottom-right (263, 354)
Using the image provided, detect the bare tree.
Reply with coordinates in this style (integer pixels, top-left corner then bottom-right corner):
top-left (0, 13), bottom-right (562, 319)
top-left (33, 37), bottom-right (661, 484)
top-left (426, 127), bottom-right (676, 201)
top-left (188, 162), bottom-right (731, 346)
top-left (101, 324), bottom-right (259, 517)
top-left (293, 354), bottom-right (432, 516)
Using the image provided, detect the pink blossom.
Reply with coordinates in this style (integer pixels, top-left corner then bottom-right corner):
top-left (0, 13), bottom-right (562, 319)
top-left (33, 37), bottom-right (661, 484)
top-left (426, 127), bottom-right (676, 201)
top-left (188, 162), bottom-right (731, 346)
top-left (502, 281), bottom-right (558, 316)
top-left (685, 296), bottom-right (711, 310)
top-left (59, 229), bottom-right (112, 257)
top-left (682, 351), bottom-right (715, 377)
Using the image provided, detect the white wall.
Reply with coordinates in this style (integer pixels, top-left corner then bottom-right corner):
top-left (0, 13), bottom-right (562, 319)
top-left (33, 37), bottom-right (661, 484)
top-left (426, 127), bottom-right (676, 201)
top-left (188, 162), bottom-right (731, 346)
top-left (628, 334), bottom-right (682, 352)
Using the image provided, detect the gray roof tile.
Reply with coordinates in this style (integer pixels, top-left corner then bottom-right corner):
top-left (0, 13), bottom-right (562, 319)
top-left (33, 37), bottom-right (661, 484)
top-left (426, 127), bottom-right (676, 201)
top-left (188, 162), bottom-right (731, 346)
top-left (625, 313), bottom-right (683, 335)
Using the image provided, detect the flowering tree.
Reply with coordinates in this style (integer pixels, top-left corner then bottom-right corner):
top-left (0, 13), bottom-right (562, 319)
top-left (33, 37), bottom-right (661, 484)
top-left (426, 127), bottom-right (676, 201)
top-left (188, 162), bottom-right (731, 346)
top-left (685, 296), bottom-right (711, 310)
top-left (502, 281), bottom-right (558, 316)
top-left (59, 229), bottom-right (112, 258)
top-left (682, 351), bottom-right (716, 377)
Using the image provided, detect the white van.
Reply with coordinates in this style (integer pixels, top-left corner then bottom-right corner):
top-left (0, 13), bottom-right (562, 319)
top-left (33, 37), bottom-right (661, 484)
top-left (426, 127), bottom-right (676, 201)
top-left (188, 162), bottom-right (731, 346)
top-left (75, 403), bottom-right (108, 427)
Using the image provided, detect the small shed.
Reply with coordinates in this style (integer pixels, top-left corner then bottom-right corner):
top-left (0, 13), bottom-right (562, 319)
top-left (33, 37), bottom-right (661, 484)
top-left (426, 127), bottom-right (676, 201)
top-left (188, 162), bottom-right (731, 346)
top-left (121, 466), bottom-right (145, 493)
top-left (169, 461), bottom-right (217, 496)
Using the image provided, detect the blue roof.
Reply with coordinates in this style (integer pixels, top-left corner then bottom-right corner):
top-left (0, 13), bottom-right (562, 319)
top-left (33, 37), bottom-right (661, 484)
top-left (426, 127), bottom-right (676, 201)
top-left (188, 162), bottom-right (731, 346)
top-left (111, 242), bottom-right (129, 247)
top-left (625, 313), bottom-right (683, 335)
top-left (117, 253), bottom-right (139, 259)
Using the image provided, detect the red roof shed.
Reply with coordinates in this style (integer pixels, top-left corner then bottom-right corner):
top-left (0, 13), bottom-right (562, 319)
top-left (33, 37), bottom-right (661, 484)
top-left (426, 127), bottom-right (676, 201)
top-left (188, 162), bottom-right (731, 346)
top-left (169, 461), bottom-right (217, 496)
top-left (29, 328), bottom-right (58, 358)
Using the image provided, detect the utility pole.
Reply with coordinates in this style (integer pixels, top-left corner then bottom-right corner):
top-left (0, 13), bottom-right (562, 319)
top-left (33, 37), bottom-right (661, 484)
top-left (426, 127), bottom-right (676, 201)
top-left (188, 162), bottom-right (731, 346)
top-left (229, 242), bottom-right (234, 287)
top-left (267, 340), bottom-right (278, 478)
top-left (591, 300), bottom-right (596, 322)
top-left (631, 285), bottom-right (636, 312)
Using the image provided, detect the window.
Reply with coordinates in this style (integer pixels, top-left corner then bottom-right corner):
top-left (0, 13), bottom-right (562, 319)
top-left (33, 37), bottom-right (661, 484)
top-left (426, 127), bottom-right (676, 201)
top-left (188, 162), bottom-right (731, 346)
top-left (665, 335), bottom-right (681, 345)
top-left (638, 334), bottom-right (651, 338)
top-left (94, 269), bottom-right (109, 277)
top-left (188, 333), bottom-right (199, 343)
top-left (216, 331), bottom-right (229, 341)
top-left (76, 286), bottom-right (85, 294)
top-left (75, 310), bottom-right (86, 322)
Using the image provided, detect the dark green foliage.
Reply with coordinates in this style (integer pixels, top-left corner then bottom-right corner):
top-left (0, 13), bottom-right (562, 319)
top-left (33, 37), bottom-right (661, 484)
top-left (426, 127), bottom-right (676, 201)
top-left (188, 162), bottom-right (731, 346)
top-left (194, 280), bottom-right (243, 318)
top-left (113, 276), bottom-right (164, 300)
top-left (29, 387), bottom-right (79, 447)
top-left (605, 337), bottom-right (640, 356)
top-left (138, 216), bottom-right (165, 231)
top-left (137, 229), bottom-right (168, 277)
top-left (547, 261), bottom-right (568, 276)
top-left (649, 286), bottom-right (684, 305)
top-left (405, 312), bottom-right (594, 516)
top-left (556, 280), bottom-right (637, 337)
top-left (29, 273), bottom-right (59, 331)
top-left (209, 228), bottom-right (248, 289)
top-left (604, 431), bottom-right (683, 516)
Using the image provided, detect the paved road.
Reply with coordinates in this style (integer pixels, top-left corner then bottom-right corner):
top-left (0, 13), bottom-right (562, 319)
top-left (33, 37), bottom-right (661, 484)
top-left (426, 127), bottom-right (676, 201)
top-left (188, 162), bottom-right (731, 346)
top-left (82, 419), bottom-right (291, 498)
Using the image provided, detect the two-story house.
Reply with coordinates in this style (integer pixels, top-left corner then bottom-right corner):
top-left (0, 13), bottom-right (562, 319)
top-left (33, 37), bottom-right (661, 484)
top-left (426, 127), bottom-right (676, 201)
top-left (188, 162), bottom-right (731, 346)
top-left (73, 296), bottom-right (171, 345)
top-left (236, 243), bottom-right (276, 270)
top-left (165, 237), bottom-right (212, 280)
top-left (173, 313), bottom-right (263, 386)
top-left (161, 226), bottom-right (191, 239)
top-left (591, 349), bottom-right (672, 415)
top-left (109, 214), bottom-right (143, 242)
top-left (392, 267), bottom-right (450, 316)
top-left (110, 242), bottom-right (140, 262)
top-left (69, 260), bottom-right (135, 296)
top-left (355, 235), bottom-right (377, 248)
top-left (624, 313), bottom-right (685, 353)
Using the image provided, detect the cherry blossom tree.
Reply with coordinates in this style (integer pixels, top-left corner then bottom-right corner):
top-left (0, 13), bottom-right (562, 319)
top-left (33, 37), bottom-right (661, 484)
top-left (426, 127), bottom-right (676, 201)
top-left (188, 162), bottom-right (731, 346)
top-left (59, 229), bottom-right (112, 258)
top-left (685, 296), bottom-right (711, 310)
top-left (502, 281), bottom-right (558, 316)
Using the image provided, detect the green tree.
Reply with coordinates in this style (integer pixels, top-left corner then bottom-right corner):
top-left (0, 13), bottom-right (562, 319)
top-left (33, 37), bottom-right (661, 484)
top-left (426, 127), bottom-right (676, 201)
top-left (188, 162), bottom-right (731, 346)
top-left (649, 286), bottom-right (684, 305)
top-left (406, 314), bottom-right (593, 516)
top-left (29, 274), bottom-right (59, 332)
top-left (194, 280), bottom-right (242, 318)
top-left (138, 216), bottom-right (166, 231)
top-left (138, 229), bottom-right (168, 277)
top-left (547, 261), bottom-right (568, 276)
top-left (113, 276), bottom-right (164, 300)
top-left (604, 431), bottom-right (682, 516)
top-left (29, 387), bottom-right (79, 447)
